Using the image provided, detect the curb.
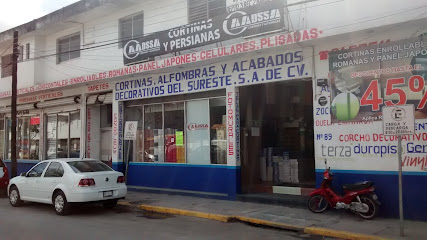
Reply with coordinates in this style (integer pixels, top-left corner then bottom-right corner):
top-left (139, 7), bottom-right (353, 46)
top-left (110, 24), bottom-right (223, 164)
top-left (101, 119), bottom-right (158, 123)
top-left (304, 227), bottom-right (389, 240)
top-left (234, 215), bottom-right (304, 231)
top-left (138, 204), bottom-right (232, 223)
top-left (119, 201), bottom-right (389, 240)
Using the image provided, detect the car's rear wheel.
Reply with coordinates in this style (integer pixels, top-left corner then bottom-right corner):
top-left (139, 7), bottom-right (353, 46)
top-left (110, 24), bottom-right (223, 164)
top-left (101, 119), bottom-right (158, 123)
top-left (53, 191), bottom-right (70, 216)
top-left (103, 199), bottom-right (118, 209)
top-left (9, 186), bottom-right (23, 207)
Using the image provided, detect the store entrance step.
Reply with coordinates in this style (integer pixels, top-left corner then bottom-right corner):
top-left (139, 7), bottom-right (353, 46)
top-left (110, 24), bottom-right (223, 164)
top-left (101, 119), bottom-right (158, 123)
top-left (237, 193), bottom-right (308, 208)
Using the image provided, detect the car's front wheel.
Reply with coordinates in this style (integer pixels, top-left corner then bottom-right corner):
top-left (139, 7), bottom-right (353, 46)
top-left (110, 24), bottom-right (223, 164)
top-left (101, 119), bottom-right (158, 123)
top-left (9, 186), bottom-right (23, 207)
top-left (53, 191), bottom-right (70, 216)
top-left (103, 199), bottom-right (118, 209)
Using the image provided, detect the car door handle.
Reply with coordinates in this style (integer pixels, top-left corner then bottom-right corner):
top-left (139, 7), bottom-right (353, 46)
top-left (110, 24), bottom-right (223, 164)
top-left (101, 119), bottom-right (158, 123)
top-left (35, 180), bottom-right (40, 183)
top-left (52, 181), bottom-right (59, 184)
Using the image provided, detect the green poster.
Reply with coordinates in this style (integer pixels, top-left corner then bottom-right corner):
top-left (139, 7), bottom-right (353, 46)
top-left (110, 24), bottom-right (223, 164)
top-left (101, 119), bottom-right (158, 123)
top-left (176, 131), bottom-right (183, 146)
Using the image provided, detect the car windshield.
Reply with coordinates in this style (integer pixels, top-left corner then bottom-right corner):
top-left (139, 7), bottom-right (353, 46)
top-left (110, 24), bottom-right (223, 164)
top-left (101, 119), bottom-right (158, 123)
top-left (67, 161), bottom-right (113, 173)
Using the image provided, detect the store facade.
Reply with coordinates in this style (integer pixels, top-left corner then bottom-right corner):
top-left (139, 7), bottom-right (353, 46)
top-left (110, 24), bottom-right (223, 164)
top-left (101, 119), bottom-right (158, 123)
top-left (0, 0), bottom-right (426, 220)
top-left (0, 83), bottom-right (113, 174)
top-left (111, 40), bottom-right (316, 198)
top-left (110, 19), bottom-right (427, 219)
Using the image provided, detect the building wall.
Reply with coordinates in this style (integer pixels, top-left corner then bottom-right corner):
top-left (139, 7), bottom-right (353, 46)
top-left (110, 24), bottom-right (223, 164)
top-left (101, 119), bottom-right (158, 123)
top-left (312, 20), bottom-right (427, 220)
top-left (0, 0), bottom-right (426, 219)
top-left (0, 36), bottom-right (36, 92)
top-left (0, 0), bottom-right (188, 89)
top-left (0, 0), bottom-right (425, 91)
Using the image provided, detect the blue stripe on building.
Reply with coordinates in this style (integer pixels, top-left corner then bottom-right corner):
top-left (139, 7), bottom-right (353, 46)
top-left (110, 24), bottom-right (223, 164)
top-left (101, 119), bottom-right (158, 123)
top-left (315, 169), bottom-right (427, 220)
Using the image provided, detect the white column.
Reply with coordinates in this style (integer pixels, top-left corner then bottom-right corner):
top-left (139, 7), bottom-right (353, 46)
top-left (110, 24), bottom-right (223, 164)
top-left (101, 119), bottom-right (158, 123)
top-left (86, 105), bottom-right (100, 159)
top-left (226, 86), bottom-right (240, 167)
top-left (80, 94), bottom-right (87, 158)
top-left (39, 109), bottom-right (45, 160)
top-left (112, 99), bottom-right (124, 164)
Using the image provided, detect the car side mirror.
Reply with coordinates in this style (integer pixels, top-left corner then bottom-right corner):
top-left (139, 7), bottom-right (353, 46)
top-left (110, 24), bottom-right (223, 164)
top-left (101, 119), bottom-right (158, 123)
top-left (20, 172), bottom-right (26, 177)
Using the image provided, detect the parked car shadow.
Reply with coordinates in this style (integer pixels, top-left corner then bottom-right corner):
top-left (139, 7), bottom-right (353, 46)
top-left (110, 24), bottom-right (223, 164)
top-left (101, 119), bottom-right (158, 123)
top-left (18, 201), bottom-right (125, 216)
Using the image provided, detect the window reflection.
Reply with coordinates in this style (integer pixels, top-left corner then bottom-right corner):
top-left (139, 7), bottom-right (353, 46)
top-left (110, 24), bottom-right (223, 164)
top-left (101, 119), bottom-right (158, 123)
top-left (29, 117), bottom-right (40, 160)
top-left (125, 107), bottom-right (142, 162)
top-left (46, 111), bottom-right (80, 159)
top-left (210, 98), bottom-right (227, 164)
top-left (144, 104), bottom-right (163, 162)
top-left (164, 102), bottom-right (185, 163)
top-left (7, 116), bottom-right (40, 160)
top-left (70, 111), bottom-right (80, 158)
top-left (47, 115), bottom-right (57, 159)
top-left (137, 97), bottom-right (226, 165)
top-left (57, 113), bottom-right (69, 158)
top-left (0, 117), bottom-right (4, 159)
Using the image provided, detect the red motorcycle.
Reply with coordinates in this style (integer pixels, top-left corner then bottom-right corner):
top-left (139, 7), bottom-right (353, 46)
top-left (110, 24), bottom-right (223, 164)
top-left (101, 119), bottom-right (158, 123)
top-left (308, 160), bottom-right (380, 219)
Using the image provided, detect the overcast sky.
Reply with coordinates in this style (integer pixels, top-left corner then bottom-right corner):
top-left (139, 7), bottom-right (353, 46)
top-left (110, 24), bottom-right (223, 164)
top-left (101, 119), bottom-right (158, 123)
top-left (0, 0), bottom-right (79, 32)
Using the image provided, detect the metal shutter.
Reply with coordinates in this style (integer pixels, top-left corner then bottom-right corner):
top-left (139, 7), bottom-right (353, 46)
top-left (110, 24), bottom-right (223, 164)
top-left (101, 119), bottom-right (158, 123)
top-left (86, 92), bottom-right (113, 105)
top-left (36, 96), bottom-right (80, 109)
top-left (44, 104), bottom-right (80, 114)
top-left (0, 103), bottom-right (36, 113)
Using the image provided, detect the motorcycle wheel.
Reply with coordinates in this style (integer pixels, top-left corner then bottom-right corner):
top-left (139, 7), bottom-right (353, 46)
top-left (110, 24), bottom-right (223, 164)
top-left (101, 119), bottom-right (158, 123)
top-left (357, 195), bottom-right (378, 220)
top-left (308, 194), bottom-right (328, 213)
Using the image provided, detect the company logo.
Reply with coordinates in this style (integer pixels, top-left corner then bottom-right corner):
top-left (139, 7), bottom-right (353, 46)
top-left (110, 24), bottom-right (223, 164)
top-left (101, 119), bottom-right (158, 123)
top-left (223, 9), bottom-right (281, 36)
top-left (318, 96), bottom-right (328, 106)
top-left (188, 123), bottom-right (209, 131)
top-left (124, 39), bottom-right (161, 60)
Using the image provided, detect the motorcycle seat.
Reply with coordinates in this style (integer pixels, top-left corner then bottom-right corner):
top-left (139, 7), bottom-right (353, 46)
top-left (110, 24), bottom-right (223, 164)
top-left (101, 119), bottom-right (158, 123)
top-left (342, 181), bottom-right (373, 191)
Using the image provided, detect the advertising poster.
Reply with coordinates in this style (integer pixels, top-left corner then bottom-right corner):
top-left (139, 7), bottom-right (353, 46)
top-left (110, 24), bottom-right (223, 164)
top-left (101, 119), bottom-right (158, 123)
top-left (123, 0), bottom-right (285, 64)
top-left (315, 36), bottom-right (427, 173)
top-left (329, 37), bottom-right (427, 122)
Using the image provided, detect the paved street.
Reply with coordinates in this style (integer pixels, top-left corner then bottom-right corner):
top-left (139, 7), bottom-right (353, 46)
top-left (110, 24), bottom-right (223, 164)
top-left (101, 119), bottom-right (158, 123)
top-left (0, 197), bottom-right (328, 240)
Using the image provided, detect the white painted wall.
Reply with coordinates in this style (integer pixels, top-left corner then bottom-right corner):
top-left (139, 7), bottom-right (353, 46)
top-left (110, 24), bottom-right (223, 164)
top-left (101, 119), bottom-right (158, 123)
top-left (36, 0), bottom-right (187, 85)
top-left (0, 0), bottom-right (426, 95)
top-left (0, 36), bottom-right (36, 92)
top-left (0, 0), bottom-right (187, 93)
top-left (288, 0), bottom-right (427, 34)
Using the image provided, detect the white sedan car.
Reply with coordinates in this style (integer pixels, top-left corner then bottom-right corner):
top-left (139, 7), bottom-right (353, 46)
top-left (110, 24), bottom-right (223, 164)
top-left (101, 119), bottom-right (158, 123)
top-left (8, 158), bottom-right (127, 215)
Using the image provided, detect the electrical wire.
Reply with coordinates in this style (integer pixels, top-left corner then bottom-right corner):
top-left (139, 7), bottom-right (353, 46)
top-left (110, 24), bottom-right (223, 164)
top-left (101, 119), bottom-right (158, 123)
top-left (322, 4), bottom-right (427, 32)
top-left (84, 0), bottom-right (324, 36)
top-left (0, 44), bottom-right (12, 57)
top-left (3, 1), bottom-right (427, 79)
top-left (25, 0), bottom-right (328, 56)
top-left (32, 2), bottom-right (427, 63)
top-left (23, 7), bottom-right (427, 80)
top-left (23, 6), bottom-right (427, 78)
top-left (25, 0), bottom-right (427, 61)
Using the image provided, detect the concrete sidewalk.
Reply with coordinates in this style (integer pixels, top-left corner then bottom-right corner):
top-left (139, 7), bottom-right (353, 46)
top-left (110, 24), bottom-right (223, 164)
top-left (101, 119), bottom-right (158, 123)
top-left (119, 189), bottom-right (427, 240)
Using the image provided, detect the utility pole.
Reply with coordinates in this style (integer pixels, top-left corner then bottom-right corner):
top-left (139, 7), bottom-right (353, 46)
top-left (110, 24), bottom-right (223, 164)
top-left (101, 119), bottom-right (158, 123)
top-left (11, 30), bottom-right (18, 177)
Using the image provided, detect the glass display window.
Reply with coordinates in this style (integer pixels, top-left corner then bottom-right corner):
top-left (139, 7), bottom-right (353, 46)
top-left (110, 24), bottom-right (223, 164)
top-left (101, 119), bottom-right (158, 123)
top-left (209, 98), bottom-right (227, 164)
top-left (6, 115), bottom-right (40, 160)
top-left (144, 104), bottom-right (163, 162)
top-left (0, 116), bottom-right (4, 159)
top-left (186, 100), bottom-right (210, 164)
top-left (127, 94), bottom-right (227, 165)
top-left (46, 111), bottom-right (80, 159)
top-left (164, 102), bottom-right (185, 163)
